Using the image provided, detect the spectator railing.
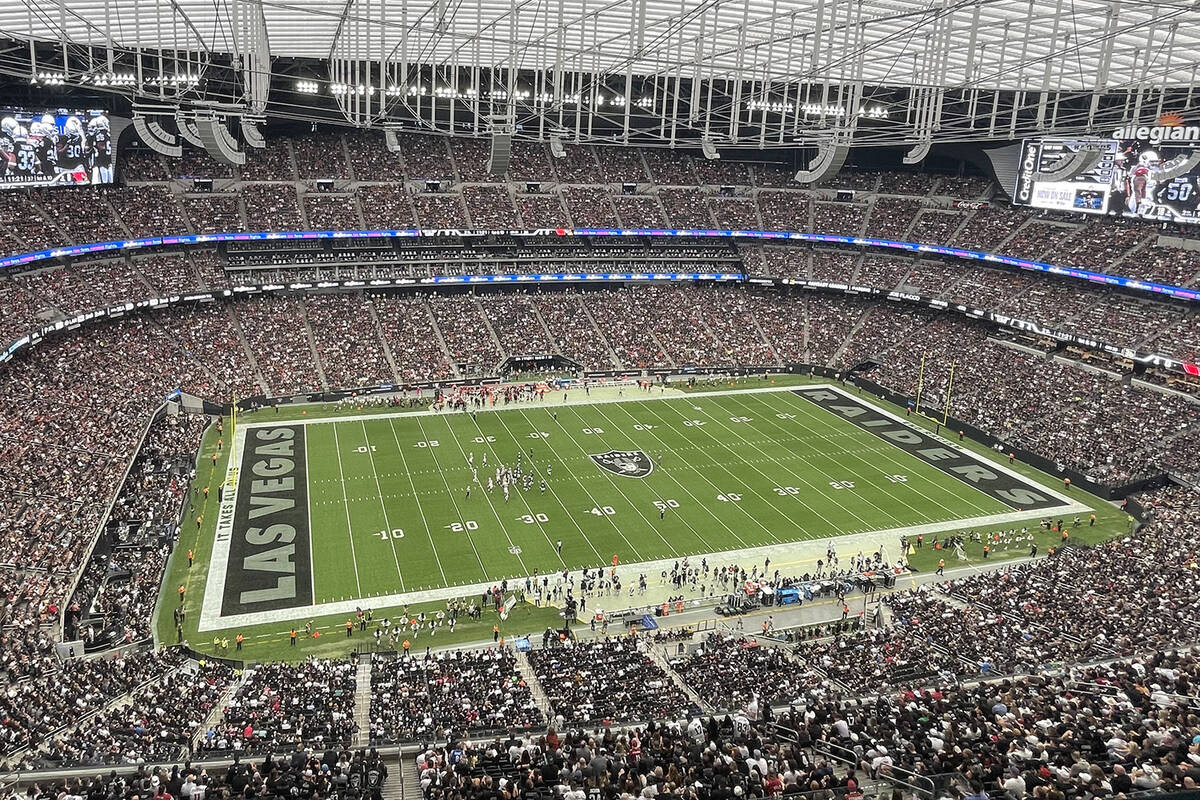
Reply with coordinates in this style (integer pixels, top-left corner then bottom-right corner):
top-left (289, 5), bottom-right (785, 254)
top-left (814, 740), bottom-right (936, 799)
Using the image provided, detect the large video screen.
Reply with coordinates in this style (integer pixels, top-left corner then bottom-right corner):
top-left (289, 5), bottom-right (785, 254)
top-left (1014, 124), bottom-right (1200, 224)
top-left (0, 109), bottom-right (114, 189)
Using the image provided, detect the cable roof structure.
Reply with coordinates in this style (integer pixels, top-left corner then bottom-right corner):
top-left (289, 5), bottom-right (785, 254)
top-left (0, 0), bottom-right (1196, 152)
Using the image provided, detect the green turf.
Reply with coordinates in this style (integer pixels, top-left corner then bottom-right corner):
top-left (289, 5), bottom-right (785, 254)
top-left (160, 377), bottom-right (1130, 663)
top-left (281, 387), bottom-right (1013, 603)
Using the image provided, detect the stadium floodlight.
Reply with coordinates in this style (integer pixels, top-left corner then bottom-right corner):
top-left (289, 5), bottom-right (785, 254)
top-left (132, 108), bottom-right (182, 158)
top-left (700, 138), bottom-right (720, 160)
top-left (195, 109), bottom-right (246, 166)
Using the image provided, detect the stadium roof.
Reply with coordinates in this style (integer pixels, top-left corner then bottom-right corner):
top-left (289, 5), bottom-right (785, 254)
top-left (0, 0), bottom-right (1197, 149)
top-left (2, 0), bottom-right (1195, 93)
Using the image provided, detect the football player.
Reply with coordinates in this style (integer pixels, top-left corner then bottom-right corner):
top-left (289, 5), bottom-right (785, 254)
top-left (58, 115), bottom-right (88, 176)
top-left (10, 119), bottom-right (41, 179)
top-left (1127, 150), bottom-right (1158, 215)
top-left (30, 116), bottom-right (58, 177)
top-left (0, 116), bottom-right (19, 179)
top-left (87, 114), bottom-right (112, 183)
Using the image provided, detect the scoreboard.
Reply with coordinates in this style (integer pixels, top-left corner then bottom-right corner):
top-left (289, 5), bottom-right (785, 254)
top-left (1013, 127), bottom-right (1200, 224)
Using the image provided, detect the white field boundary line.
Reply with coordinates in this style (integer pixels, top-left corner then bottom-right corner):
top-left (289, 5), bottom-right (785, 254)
top-left (819, 384), bottom-right (1083, 512)
top-left (197, 505), bottom-right (1074, 631)
top-left (197, 383), bottom-right (1087, 632)
top-left (198, 423), bottom-right (247, 630)
top-left (237, 385), bottom-right (798, 429)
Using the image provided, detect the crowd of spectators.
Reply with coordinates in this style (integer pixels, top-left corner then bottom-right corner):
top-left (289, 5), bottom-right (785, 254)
top-left (670, 634), bottom-right (819, 711)
top-left (562, 188), bottom-right (620, 227)
top-left (36, 658), bottom-right (235, 767)
top-left (305, 294), bottom-right (396, 389)
top-left (182, 194), bottom-right (245, 234)
top-left (528, 636), bottom-right (696, 725)
top-left (67, 413), bottom-right (206, 648)
top-left (369, 647), bottom-right (542, 743)
top-left (413, 193), bottom-right (470, 228)
top-left (464, 186), bottom-right (522, 229)
top-left (305, 194), bottom-right (363, 231)
top-left (1, 647), bottom-right (188, 765)
top-left (107, 186), bottom-right (190, 238)
top-left (243, 184), bottom-right (305, 231)
top-left (234, 296), bottom-right (324, 395)
top-left (201, 659), bottom-right (358, 754)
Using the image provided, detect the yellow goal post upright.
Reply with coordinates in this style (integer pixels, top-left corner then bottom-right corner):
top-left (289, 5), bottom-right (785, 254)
top-left (913, 353), bottom-right (927, 416)
top-left (942, 362), bottom-right (957, 427)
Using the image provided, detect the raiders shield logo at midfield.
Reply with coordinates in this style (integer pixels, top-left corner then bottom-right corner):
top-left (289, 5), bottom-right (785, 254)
top-left (589, 449), bottom-right (654, 478)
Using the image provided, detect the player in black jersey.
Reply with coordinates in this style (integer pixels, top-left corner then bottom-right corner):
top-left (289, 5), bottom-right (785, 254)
top-left (58, 116), bottom-right (87, 174)
top-left (87, 114), bottom-right (112, 183)
top-left (1153, 173), bottom-right (1200, 222)
top-left (11, 131), bottom-right (40, 179)
top-left (0, 117), bottom-right (18, 180)
top-left (30, 119), bottom-right (57, 177)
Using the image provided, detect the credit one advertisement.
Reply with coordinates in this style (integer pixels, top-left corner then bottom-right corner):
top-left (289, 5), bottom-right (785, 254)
top-left (0, 109), bottom-right (115, 188)
top-left (1013, 138), bottom-right (1115, 215)
top-left (1014, 118), bottom-right (1200, 224)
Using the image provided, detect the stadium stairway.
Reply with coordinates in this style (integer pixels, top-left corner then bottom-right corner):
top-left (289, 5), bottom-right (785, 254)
top-left (515, 652), bottom-right (554, 719)
top-left (226, 304), bottom-right (272, 395)
top-left (299, 299), bottom-right (331, 391)
top-left (828, 304), bottom-right (871, 366)
top-left (527, 302), bottom-right (562, 358)
top-left (393, 753), bottom-right (420, 800)
top-left (352, 658), bottom-right (373, 748)
top-left (575, 296), bottom-right (623, 370)
top-left (645, 642), bottom-right (711, 713)
top-left (472, 295), bottom-right (507, 370)
top-left (193, 667), bottom-right (246, 751)
top-left (421, 300), bottom-right (462, 379)
top-left (365, 298), bottom-right (405, 385)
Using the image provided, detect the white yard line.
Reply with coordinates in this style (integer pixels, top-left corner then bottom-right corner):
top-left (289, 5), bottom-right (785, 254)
top-left (726, 390), bottom-right (975, 523)
top-left (360, 420), bottom-right (406, 593)
top-left (197, 505), bottom-right (1071, 631)
top-left (237, 384), bottom-right (801, 430)
top-left (569, 401), bottom-right (746, 554)
top-left (457, 413), bottom-right (566, 569)
top-left (743, 391), bottom-right (1004, 517)
top-left (305, 429), bottom-right (315, 603)
top-left (411, 415), bottom-right (490, 580)
top-left (198, 383), bottom-right (1085, 632)
top-left (490, 409), bottom-right (608, 565)
top-left (819, 384), bottom-right (1082, 510)
top-left (199, 424), bottom-right (247, 630)
top-left (384, 417), bottom-right (449, 587)
top-left (330, 423), bottom-right (365, 597)
top-left (597, 399), bottom-right (764, 548)
top-left (543, 408), bottom-right (675, 560)
top-left (632, 399), bottom-right (794, 544)
top-left (654, 395), bottom-right (853, 532)
top-left (432, 414), bottom-right (531, 577)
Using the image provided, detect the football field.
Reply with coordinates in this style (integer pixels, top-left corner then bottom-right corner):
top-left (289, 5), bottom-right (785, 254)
top-left (198, 383), bottom-right (1077, 631)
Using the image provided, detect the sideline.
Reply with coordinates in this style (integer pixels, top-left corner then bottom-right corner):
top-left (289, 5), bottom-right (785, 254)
top-left (197, 383), bottom-right (1083, 632)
